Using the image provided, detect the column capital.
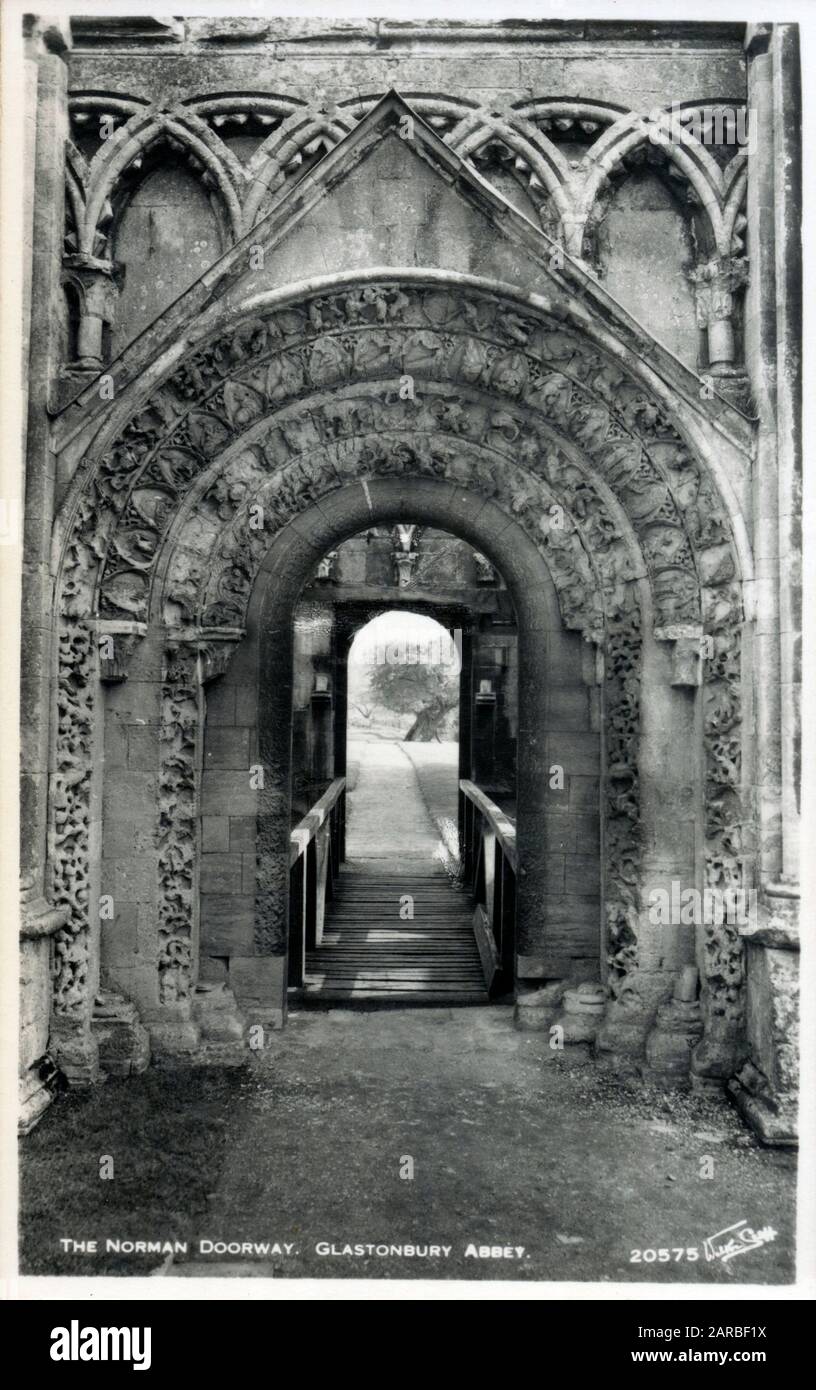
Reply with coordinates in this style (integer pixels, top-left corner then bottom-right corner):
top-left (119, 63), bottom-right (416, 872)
top-left (166, 625), bottom-right (246, 684)
top-left (654, 623), bottom-right (706, 687)
top-left (93, 619), bottom-right (147, 682)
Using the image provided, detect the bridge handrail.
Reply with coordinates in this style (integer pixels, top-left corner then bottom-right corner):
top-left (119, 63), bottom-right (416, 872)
top-left (290, 777), bottom-right (347, 867)
top-left (459, 779), bottom-right (517, 871)
top-left (287, 777), bottom-right (346, 987)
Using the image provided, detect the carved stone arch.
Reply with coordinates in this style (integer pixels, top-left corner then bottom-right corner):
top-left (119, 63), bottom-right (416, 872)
top-left (158, 426), bottom-right (647, 1013)
top-left (242, 107), bottom-right (359, 227)
top-left (48, 272), bottom-right (750, 1081)
top-left (184, 91), bottom-right (305, 139)
top-left (722, 157), bottom-right (750, 256)
top-left (513, 97), bottom-right (628, 141)
top-left (337, 91), bottom-right (487, 151)
top-left (451, 112), bottom-right (576, 242)
top-left (68, 91), bottom-right (150, 167)
top-left (87, 326), bottom-right (729, 629)
top-left (52, 273), bottom-right (749, 619)
top-left (81, 109), bottom-right (245, 258)
top-left (143, 410), bottom-right (642, 637)
top-left (63, 142), bottom-right (88, 255)
top-left (575, 108), bottom-right (729, 262)
top-left (237, 475), bottom-right (603, 989)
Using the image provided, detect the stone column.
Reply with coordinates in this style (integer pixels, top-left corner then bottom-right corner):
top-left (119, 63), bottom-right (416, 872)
top-left (729, 23), bottom-right (801, 1143)
top-left (771, 24), bottom-right (802, 888)
top-left (689, 255), bottom-right (749, 369)
top-left (124, 630), bottom-right (248, 1061)
top-left (598, 617), bottom-right (701, 1064)
top-left (62, 253), bottom-right (122, 370)
top-left (639, 629), bottom-right (704, 1071)
top-left (744, 25), bottom-right (783, 889)
top-left (19, 17), bottom-right (75, 1127)
top-left (49, 623), bottom-right (103, 1086)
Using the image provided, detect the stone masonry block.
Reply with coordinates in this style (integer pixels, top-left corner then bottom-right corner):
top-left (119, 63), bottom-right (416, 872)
top-left (200, 895), bottom-right (255, 955)
top-left (546, 732), bottom-right (600, 776)
top-left (205, 681), bottom-right (236, 726)
top-left (200, 853), bottom-right (243, 896)
top-left (101, 903), bottom-right (139, 967)
top-left (205, 726), bottom-right (251, 769)
top-left (229, 954), bottom-right (286, 1010)
top-left (202, 816), bottom-right (230, 853)
top-left (234, 684), bottom-right (257, 725)
top-left (127, 724), bottom-right (161, 771)
top-left (547, 686), bottom-right (590, 730)
top-left (201, 771), bottom-right (258, 817)
top-left (229, 816), bottom-right (257, 852)
top-left (565, 854), bottom-right (601, 895)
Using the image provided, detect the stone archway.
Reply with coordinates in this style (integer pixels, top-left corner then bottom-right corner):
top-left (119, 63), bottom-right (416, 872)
top-left (48, 273), bottom-right (749, 1089)
top-left (199, 477), bottom-right (593, 1023)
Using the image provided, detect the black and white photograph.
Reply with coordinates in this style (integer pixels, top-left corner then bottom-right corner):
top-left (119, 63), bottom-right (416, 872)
top-left (2, 0), bottom-right (813, 1321)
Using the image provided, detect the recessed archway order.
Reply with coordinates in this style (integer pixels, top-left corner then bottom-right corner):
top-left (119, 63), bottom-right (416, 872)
top-left (50, 274), bottom-right (749, 1080)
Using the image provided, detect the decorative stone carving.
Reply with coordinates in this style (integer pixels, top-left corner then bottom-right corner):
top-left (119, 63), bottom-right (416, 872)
top-left (194, 628), bottom-right (245, 684)
top-left (688, 255), bottom-right (749, 368)
top-left (196, 427), bottom-right (611, 645)
top-left (473, 550), bottom-right (496, 583)
top-left (603, 588), bottom-right (643, 1004)
top-left (692, 582), bottom-right (746, 1083)
top-left (157, 645), bottom-right (199, 1004)
top-left (79, 283), bottom-right (725, 640)
top-left (50, 621), bottom-right (96, 1019)
top-left (392, 523), bottom-right (420, 586)
top-left (316, 550), bottom-right (337, 580)
top-left (66, 90), bottom-right (748, 317)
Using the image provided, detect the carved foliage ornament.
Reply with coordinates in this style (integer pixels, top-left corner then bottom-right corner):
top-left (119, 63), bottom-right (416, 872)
top-left (50, 622), bottom-right (95, 1017)
top-left (157, 645), bottom-right (199, 1003)
top-left (64, 284), bottom-right (734, 635)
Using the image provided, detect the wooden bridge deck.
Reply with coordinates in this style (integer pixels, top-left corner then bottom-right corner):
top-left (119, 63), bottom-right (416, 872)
top-left (304, 871), bottom-right (487, 1004)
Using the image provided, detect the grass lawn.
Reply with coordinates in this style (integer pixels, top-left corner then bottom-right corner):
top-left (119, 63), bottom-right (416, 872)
top-left (19, 1065), bottom-right (249, 1275)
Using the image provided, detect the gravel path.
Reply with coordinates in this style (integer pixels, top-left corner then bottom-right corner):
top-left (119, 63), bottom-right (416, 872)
top-left (170, 1006), bottom-right (796, 1284)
